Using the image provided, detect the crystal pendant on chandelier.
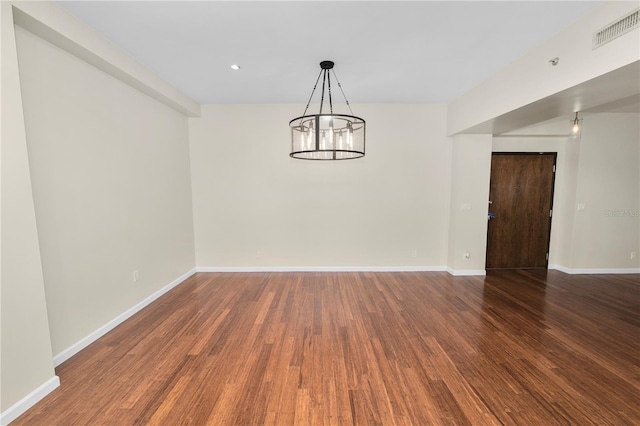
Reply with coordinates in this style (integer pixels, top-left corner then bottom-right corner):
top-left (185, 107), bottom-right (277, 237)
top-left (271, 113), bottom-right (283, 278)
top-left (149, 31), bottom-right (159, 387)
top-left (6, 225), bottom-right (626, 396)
top-left (289, 61), bottom-right (365, 160)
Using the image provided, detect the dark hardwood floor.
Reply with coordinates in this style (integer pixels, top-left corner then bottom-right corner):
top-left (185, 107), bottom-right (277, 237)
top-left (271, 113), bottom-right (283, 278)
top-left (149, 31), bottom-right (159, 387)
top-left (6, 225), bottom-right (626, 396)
top-left (14, 270), bottom-right (640, 425)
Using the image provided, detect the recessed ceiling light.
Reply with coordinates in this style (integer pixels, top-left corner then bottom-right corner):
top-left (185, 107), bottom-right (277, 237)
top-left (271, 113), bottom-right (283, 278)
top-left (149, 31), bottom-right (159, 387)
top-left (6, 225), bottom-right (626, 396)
top-left (230, 64), bottom-right (240, 70)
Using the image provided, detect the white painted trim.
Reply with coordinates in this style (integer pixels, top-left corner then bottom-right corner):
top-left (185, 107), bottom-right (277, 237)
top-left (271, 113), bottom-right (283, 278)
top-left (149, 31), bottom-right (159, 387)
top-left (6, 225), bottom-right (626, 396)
top-left (53, 268), bottom-right (196, 367)
top-left (196, 266), bottom-right (448, 273)
top-left (549, 264), bottom-right (640, 274)
top-left (548, 264), bottom-right (572, 273)
top-left (0, 376), bottom-right (60, 426)
top-left (446, 267), bottom-right (487, 276)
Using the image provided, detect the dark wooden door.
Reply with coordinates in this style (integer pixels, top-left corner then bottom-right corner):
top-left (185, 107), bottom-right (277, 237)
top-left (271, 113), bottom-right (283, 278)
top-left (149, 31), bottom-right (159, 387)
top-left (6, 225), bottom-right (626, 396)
top-left (486, 153), bottom-right (556, 269)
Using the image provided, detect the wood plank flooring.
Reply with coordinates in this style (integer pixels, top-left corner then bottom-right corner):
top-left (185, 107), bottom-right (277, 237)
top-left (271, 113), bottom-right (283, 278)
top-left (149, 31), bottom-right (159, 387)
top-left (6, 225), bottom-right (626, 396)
top-left (14, 270), bottom-right (640, 425)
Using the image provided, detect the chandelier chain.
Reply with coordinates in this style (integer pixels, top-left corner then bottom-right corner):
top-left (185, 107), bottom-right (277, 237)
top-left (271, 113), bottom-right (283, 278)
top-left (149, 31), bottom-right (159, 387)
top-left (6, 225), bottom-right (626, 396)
top-left (302, 69), bottom-right (323, 118)
top-left (327, 70), bottom-right (333, 114)
top-left (331, 70), bottom-right (355, 117)
top-left (319, 69), bottom-right (327, 114)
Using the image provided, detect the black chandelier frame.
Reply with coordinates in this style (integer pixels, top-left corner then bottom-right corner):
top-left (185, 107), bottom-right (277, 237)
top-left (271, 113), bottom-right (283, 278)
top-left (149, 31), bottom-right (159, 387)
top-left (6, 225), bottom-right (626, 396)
top-left (289, 61), bottom-right (366, 160)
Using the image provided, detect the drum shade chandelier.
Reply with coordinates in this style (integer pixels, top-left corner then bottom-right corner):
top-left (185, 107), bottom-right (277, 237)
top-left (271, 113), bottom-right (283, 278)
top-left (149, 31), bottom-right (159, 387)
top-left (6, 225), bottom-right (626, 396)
top-left (289, 61), bottom-right (365, 160)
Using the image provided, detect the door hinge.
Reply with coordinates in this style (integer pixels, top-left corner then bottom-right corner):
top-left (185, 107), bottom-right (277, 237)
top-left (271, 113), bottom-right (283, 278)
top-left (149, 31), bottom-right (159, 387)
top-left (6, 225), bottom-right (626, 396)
top-left (550, 209), bottom-right (553, 217)
top-left (546, 253), bottom-right (549, 261)
top-left (553, 165), bottom-right (556, 173)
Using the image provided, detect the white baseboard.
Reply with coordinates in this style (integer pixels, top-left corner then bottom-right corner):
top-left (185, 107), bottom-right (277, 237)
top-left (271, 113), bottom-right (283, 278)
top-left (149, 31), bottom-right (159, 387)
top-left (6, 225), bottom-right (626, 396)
top-left (53, 268), bottom-right (196, 367)
top-left (446, 267), bottom-right (487, 276)
top-left (0, 376), bottom-right (60, 426)
top-left (196, 266), bottom-right (448, 273)
top-left (549, 264), bottom-right (640, 274)
top-left (200, 266), bottom-right (489, 277)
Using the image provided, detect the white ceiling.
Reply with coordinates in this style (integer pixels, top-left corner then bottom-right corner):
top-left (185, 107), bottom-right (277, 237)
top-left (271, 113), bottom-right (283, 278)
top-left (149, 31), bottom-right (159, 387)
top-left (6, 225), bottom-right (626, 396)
top-left (56, 1), bottom-right (602, 105)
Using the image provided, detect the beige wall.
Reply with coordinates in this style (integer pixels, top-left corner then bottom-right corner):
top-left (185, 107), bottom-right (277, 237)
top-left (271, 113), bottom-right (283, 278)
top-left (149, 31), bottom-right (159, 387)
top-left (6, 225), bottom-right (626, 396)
top-left (15, 27), bottom-right (196, 356)
top-left (1, 2), bottom-right (57, 414)
top-left (446, 135), bottom-right (492, 274)
top-left (189, 104), bottom-right (451, 268)
top-left (571, 113), bottom-right (640, 269)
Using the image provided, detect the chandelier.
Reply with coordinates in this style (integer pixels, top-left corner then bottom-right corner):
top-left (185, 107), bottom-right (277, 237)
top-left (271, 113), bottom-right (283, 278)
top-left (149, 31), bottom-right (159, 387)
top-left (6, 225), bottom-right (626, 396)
top-left (289, 61), bottom-right (365, 160)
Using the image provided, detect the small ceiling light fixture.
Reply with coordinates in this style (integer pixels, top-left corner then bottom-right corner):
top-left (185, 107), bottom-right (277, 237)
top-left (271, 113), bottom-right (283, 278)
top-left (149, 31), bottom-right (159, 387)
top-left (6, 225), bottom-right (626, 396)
top-left (571, 112), bottom-right (582, 136)
top-left (289, 60), bottom-right (365, 160)
top-left (230, 64), bottom-right (240, 70)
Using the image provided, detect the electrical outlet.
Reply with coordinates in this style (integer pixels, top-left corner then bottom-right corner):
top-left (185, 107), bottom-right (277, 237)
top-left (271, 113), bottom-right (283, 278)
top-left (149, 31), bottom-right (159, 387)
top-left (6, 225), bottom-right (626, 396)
top-left (464, 251), bottom-right (470, 260)
top-left (411, 250), bottom-right (417, 258)
top-left (256, 251), bottom-right (262, 259)
top-left (631, 252), bottom-right (637, 260)
top-left (133, 270), bottom-right (140, 283)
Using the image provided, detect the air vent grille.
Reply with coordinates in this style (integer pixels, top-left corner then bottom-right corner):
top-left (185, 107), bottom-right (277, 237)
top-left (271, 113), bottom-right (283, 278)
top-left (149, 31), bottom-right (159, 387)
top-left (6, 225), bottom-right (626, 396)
top-left (593, 8), bottom-right (639, 49)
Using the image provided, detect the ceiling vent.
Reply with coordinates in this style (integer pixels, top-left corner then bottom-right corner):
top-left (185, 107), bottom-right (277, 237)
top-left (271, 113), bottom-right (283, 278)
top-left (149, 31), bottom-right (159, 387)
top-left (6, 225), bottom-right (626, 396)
top-left (593, 8), bottom-right (639, 49)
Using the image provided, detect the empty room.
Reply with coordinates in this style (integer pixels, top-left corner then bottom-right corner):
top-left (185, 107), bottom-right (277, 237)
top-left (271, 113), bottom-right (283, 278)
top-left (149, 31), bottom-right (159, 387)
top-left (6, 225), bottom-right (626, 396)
top-left (2, 1), bottom-right (639, 425)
